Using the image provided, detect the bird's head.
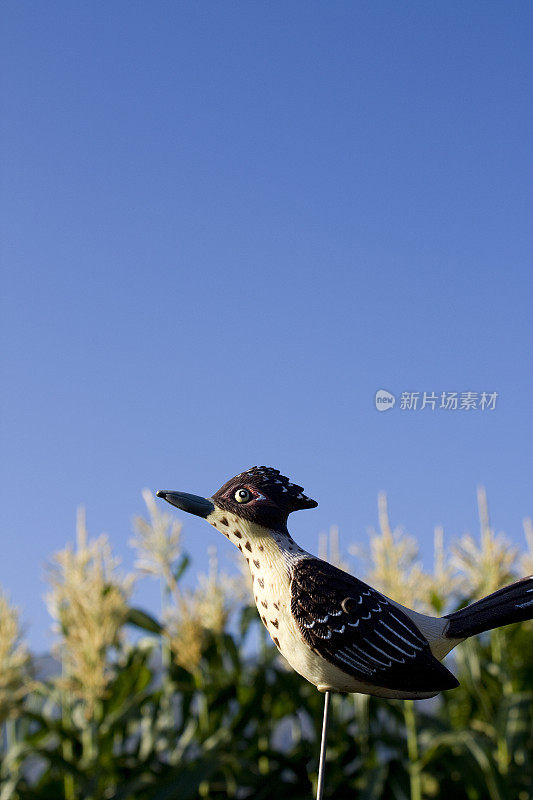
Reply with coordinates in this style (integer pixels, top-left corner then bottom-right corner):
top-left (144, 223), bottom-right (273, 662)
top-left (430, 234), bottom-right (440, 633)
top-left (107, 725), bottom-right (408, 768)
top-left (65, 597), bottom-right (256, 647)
top-left (157, 466), bottom-right (317, 537)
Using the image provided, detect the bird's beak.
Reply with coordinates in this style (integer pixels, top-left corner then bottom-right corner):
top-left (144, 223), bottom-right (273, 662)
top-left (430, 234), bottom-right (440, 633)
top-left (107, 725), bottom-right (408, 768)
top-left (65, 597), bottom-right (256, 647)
top-left (156, 490), bottom-right (215, 519)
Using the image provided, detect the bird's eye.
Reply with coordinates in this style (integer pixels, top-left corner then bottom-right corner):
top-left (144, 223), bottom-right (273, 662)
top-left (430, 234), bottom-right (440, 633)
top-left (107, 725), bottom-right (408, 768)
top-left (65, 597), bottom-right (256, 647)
top-left (234, 488), bottom-right (251, 504)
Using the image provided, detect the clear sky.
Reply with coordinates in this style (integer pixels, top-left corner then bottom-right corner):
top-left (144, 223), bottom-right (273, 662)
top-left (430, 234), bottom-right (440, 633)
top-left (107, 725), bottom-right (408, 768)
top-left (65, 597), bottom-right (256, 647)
top-left (1, 2), bottom-right (532, 652)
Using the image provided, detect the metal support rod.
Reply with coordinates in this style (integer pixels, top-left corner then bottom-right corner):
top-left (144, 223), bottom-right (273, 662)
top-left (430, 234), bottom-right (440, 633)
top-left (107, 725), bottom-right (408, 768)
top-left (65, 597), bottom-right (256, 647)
top-left (316, 690), bottom-right (331, 800)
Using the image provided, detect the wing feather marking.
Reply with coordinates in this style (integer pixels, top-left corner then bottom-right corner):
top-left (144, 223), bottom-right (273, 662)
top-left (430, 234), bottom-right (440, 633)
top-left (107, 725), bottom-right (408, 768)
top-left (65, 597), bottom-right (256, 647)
top-left (389, 612), bottom-right (427, 644)
top-left (375, 629), bottom-right (416, 658)
top-left (336, 649), bottom-right (374, 675)
top-left (351, 642), bottom-right (392, 668)
top-left (363, 637), bottom-right (405, 664)
top-left (379, 619), bottom-right (423, 650)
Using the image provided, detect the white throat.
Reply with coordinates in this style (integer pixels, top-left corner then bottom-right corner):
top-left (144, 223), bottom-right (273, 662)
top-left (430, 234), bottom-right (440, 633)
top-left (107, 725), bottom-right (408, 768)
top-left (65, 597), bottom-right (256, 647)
top-left (206, 507), bottom-right (310, 573)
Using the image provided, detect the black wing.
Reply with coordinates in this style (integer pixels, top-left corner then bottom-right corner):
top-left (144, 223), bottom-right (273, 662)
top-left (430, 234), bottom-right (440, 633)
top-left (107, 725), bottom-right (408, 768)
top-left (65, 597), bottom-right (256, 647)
top-left (291, 558), bottom-right (458, 693)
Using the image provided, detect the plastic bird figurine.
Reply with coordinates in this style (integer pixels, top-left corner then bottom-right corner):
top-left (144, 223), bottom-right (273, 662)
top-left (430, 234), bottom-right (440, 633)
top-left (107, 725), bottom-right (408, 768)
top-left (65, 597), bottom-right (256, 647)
top-left (157, 467), bottom-right (533, 798)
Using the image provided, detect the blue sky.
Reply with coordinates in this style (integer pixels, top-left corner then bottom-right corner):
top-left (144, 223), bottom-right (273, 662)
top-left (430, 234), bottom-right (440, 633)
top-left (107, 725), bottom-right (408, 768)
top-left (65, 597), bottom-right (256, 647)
top-left (1, 2), bottom-right (532, 652)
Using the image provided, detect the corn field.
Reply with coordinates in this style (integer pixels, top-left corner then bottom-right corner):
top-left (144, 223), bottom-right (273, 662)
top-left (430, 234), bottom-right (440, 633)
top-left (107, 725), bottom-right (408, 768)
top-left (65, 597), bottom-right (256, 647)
top-left (1, 490), bottom-right (532, 800)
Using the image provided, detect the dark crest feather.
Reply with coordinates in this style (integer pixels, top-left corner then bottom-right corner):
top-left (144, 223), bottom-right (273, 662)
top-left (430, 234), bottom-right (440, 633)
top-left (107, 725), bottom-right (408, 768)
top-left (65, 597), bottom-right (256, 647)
top-left (213, 466), bottom-right (318, 514)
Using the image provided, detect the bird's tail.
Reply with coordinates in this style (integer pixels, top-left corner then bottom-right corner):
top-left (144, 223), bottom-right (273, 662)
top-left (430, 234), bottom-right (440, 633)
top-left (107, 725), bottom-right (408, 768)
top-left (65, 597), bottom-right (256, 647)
top-left (444, 575), bottom-right (533, 639)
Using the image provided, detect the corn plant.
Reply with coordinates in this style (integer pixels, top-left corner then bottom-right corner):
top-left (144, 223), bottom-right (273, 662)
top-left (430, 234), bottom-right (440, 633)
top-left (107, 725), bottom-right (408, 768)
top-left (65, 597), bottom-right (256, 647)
top-left (0, 489), bottom-right (531, 799)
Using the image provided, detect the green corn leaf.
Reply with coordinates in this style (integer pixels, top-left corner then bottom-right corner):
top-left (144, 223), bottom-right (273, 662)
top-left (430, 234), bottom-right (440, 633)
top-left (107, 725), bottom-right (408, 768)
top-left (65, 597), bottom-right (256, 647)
top-left (126, 607), bottom-right (163, 634)
top-left (173, 553), bottom-right (190, 584)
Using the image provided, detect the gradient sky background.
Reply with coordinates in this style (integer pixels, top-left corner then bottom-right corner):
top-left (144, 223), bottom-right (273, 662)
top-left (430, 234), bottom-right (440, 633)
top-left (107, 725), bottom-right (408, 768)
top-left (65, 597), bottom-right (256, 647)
top-left (1, 2), bottom-right (532, 652)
